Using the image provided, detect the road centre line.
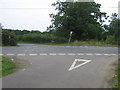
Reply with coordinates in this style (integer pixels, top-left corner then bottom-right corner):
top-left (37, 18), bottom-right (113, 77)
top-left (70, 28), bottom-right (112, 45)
top-left (29, 54), bottom-right (38, 56)
top-left (17, 54), bottom-right (26, 56)
top-left (103, 54), bottom-right (110, 56)
top-left (67, 53), bottom-right (76, 55)
top-left (95, 53), bottom-right (102, 55)
top-left (86, 53), bottom-right (93, 55)
top-left (110, 54), bottom-right (117, 55)
top-left (77, 53), bottom-right (84, 55)
top-left (0, 54), bottom-right (3, 56)
top-left (39, 53), bottom-right (48, 55)
top-left (6, 54), bottom-right (15, 56)
top-left (4, 53), bottom-right (118, 56)
top-left (49, 53), bottom-right (57, 55)
top-left (58, 53), bottom-right (66, 55)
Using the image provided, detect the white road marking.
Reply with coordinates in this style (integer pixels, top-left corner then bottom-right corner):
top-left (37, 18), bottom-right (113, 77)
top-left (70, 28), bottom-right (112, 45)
top-left (67, 53), bottom-right (75, 55)
top-left (3, 53), bottom-right (118, 56)
top-left (17, 54), bottom-right (26, 56)
top-left (77, 53), bottom-right (84, 55)
top-left (65, 46), bottom-right (71, 48)
top-left (103, 54), bottom-right (110, 56)
top-left (6, 54), bottom-right (15, 56)
top-left (49, 53), bottom-right (57, 55)
top-left (95, 53), bottom-right (102, 55)
top-left (29, 54), bottom-right (37, 56)
top-left (68, 59), bottom-right (92, 71)
top-left (58, 53), bottom-right (66, 55)
top-left (110, 54), bottom-right (117, 56)
top-left (0, 54), bottom-right (3, 56)
top-left (86, 53), bottom-right (93, 55)
top-left (39, 53), bottom-right (48, 56)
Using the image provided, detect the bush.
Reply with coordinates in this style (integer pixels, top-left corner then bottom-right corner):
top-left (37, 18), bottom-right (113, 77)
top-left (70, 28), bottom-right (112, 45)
top-left (2, 30), bottom-right (17, 46)
top-left (18, 33), bottom-right (67, 43)
top-left (105, 35), bottom-right (116, 44)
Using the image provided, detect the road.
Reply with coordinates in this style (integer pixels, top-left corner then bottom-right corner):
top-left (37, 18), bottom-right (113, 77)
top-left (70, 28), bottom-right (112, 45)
top-left (1, 44), bottom-right (119, 88)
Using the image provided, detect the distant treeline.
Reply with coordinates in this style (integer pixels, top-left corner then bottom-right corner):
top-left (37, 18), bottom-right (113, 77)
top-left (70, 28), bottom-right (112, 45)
top-left (1, 29), bottom-right (67, 46)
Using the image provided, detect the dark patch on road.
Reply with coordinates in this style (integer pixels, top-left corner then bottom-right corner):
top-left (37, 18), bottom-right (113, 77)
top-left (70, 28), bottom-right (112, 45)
top-left (11, 56), bottom-right (30, 71)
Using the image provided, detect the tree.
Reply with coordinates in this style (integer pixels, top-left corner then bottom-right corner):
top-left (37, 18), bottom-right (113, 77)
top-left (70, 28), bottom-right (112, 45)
top-left (2, 30), bottom-right (17, 46)
top-left (107, 13), bottom-right (120, 45)
top-left (47, 1), bottom-right (107, 41)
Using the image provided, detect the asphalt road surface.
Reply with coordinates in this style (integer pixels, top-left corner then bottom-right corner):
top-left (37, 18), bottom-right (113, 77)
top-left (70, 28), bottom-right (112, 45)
top-left (1, 44), bottom-right (119, 88)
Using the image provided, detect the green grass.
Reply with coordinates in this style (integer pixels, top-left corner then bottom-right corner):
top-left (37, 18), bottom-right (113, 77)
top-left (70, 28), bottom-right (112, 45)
top-left (19, 41), bottom-right (119, 47)
top-left (0, 56), bottom-right (15, 77)
top-left (112, 66), bottom-right (120, 89)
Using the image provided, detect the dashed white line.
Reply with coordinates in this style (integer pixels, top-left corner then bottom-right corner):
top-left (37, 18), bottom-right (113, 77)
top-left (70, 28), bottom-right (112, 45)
top-left (77, 53), bottom-right (84, 55)
top-left (49, 53), bottom-right (57, 55)
top-left (95, 54), bottom-right (102, 55)
top-left (17, 54), bottom-right (26, 56)
top-left (3, 53), bottom-right (118, 56)
top-left (29, 54), bottom-right (37, 56)
top-left (0, 54), bottom-right (3, 56)
top-left (58, 53), bottom-right (66, 55)
top-left (39, 53), bottom-right (48, 56)
top-left (103, 54), bottom-right (110, 56)
top-left (6, 54), bottom-right (15, 56)
top-left (86, 53), bottom-right (93, 55)
top-left (67, 53), bottom-right (75, 55)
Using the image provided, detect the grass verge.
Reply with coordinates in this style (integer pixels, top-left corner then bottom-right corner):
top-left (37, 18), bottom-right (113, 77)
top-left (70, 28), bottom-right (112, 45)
top-left (112, 66), bottom-right (120, 88)
top-left (19, 41), bottom-right (119, 47)
top-left (0, 56), bottom-right (15, 77)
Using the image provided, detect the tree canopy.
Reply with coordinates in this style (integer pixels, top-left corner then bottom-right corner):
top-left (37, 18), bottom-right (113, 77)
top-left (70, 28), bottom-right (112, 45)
top-left (47, 1), bottom-right (108, 41)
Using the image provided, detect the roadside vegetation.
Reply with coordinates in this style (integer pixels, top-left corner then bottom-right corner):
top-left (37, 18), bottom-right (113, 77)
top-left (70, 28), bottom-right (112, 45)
top-left (0, 56), bottom-right (15, 77)
top-left (112, 58), bottom-right (120, 89)
top-left (0, 1), bottom-right (119, 47)
top-left (112, 67), bottom-right (120, 89)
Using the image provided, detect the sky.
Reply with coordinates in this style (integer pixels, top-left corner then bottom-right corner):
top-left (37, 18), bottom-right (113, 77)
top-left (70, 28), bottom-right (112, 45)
top-left (0, 0), bottom-right (119, 32)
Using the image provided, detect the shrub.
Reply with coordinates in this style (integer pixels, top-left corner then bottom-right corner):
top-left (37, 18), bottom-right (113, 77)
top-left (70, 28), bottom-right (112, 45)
top-left (18, 33), bottom-right (67, 43)
top-left (2, 30), bottom-right (17, 46)
top-left (105, 35), bottom-right (116, 44)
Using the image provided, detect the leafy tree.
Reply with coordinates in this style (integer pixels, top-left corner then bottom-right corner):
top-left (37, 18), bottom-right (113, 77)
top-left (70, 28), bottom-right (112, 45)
top-left (2, 30), bottom-right (17, 46)
top-left (47, 1), bottom-right (107, 41)
top-left (108, 13), bottom-right (120, 45)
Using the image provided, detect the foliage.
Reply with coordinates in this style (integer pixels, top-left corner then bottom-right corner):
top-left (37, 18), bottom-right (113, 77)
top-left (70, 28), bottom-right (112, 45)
top-left (112, 66), bottom-right (120, 89)
top-left (105, 13), bottom-right (120, 45)
top-left (0, 56), bottom-right (15, 77)
top-left (105, 35), bottom-right (116, 44)
top-left (47, 1), bottom-right (107, 41)
top-left (18, 33), bottom-right (67, 43)
top-left (2, 30), bottom-right (17, 46)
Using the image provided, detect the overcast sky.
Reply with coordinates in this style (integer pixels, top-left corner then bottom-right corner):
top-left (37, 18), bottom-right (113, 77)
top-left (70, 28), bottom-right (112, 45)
top-left (0, 0), bottom-right (119, 32)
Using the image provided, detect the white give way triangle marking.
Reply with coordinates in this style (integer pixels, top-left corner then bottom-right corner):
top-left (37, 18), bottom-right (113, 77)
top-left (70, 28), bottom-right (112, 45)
top-left (68, 59), bottom-right (92, 71)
